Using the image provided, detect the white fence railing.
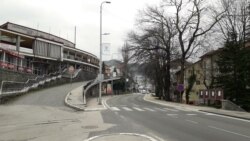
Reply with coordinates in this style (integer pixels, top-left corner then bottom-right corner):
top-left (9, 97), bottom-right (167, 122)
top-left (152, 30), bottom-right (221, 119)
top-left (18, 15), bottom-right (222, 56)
top-left (83, 76), bottom-right (121, 105)
top-left (0, 71), bottom-right (61, 96)
top-left (62, 69), bottom-right (82, 78)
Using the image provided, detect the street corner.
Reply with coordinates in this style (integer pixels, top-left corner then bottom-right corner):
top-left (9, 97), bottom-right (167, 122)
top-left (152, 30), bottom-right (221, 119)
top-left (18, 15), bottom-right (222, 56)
top-left (84, 133), bottom-right (160, 141)
top-left (64, 91), bottom-right (86, 111)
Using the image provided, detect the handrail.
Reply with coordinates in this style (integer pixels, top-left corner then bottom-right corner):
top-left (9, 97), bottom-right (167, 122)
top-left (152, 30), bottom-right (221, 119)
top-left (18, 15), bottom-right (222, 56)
top-left (82, 76), bottom-right (121, 105)
top-left (62, 68), bottom-right (82, 79)
top-left (0, 71), bottom-right (61, 95)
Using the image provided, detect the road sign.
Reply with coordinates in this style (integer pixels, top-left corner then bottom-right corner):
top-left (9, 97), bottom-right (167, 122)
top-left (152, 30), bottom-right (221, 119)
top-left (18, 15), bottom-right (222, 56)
top-left (97, 74), bottom-right (104, 81)
top-left (177, 84), bottom-right (184, 92)
top-left (68, 66), bottom-right (74, 74)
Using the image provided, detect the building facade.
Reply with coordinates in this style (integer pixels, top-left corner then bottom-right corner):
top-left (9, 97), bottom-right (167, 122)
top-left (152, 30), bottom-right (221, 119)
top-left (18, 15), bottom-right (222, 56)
top-left (182, 49), bottom-right (222, 104)
top-left (0, 22), bottom-right (99, 75)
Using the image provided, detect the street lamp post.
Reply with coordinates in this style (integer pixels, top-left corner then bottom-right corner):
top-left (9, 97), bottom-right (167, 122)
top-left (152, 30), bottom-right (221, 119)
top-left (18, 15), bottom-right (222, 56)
top-left (99, 1), bottom-right (111, 105)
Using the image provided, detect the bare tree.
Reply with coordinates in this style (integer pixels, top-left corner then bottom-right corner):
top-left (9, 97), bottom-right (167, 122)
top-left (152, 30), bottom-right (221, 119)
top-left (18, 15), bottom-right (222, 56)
top-left (217, 0), bottom-right (250, 43)
top-left (128, 6), bottom-right (178, 100)
top-left (201, 0), bottom-right (250, 90)
top-left (161, 0), bottom-right (226, 103)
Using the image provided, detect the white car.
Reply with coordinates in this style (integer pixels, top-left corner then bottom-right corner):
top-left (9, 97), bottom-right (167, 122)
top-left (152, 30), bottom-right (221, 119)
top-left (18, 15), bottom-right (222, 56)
top-left (141, 90), bottom-right (147, 94)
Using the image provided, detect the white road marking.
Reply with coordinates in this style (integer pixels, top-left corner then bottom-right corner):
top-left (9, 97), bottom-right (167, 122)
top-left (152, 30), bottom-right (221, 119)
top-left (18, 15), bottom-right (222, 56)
top-left (102, 99), bottom-right (111, 109)
top-left (185, 119), bottom-right (198, 124)
top-left (204, 113), bottom-right (216, 116)
top-left (175, 107), bottom-right (193, 112)
top-left (111, 107), bottom-right (120, 111)
top-left (144, 108), bottom-right (155, 112)
top-left (198, 111), bottom-right (250, 123)
top-left (85, 133), bottom-right (158, 141)
top-left (208, 126), bottom-right (250, 139)
top-left (154, 107), bottom-right (167, 112)
top-left (133, 107), bottom-right (145, 111)
top-left (186, 113), bottom-right (197, 116)
top-left (167, 114), bottom-right (178, 116)
top-left (122, 107), bottom-right (133, 111)
top-left (164, 108), bottom-right (179, 112)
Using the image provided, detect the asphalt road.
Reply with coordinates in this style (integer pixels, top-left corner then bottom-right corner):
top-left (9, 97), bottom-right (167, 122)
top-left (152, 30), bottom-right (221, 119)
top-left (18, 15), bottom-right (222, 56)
top-left (91, 93), bottom-right (250, 141)
top-left (6, 82), bottom-right (84, 107)
top-left (0, 82), bottom-right (112, 141)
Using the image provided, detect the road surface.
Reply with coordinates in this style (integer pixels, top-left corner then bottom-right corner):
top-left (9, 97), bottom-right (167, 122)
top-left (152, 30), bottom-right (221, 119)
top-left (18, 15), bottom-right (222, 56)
top-left (90, 93), bottom-right (250, 141)
top-left (0, 82), bottom-right (113, 141)
top-left (1, 84), bottom-right (250, 141)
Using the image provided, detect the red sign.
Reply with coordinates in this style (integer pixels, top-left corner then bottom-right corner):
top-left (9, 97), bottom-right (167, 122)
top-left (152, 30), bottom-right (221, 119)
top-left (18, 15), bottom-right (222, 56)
top-left (199, 90), bottom-right (205, 99)
top-left (215, 90), bottom-right (223, 100)
top-left (210, 90), bottom-right (216, 100)
top-left (204, 90), bottom-right (209, 99)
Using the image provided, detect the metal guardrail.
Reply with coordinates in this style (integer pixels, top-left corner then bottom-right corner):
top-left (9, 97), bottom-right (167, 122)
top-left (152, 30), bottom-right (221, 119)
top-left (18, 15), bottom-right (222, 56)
top-left (82, 76), bottom-right (121, 105)
top-left (61, 69), bottom-right (82, 78)
top-left (0, 71), bottom-right (61, 97)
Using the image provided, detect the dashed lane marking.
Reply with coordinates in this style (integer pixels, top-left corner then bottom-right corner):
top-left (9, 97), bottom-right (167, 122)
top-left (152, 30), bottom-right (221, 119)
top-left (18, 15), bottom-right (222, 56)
top-left (185, 119), bottom-right (198, 124)
top-left (122, 107), bottom-right (133, 111)
top-left (164, 108), bottom-right (179, 112)
top-left (144, 108), bottom-right (155, 112)
top-left (167, 114), bottom-right (178, 116)
top-left (154, 107), bottom-right (167, 112)
top-left (111, 107), bottom-right (120, 111)
top-left (208, 126), bottom-right (250, 139)
top-left (186, 113), bottom-right (197, 116)
top-left (133, 107), bottom-right (145, 111)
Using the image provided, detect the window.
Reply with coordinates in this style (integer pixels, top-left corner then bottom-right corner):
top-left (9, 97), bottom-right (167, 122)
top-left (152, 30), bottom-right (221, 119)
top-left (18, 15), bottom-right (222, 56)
top-left (196, 70), bottom-right (200, 74)
top-left (0, 52), bottom-right (3, 61)
top-left (196, 80), bottom-right (200, 85)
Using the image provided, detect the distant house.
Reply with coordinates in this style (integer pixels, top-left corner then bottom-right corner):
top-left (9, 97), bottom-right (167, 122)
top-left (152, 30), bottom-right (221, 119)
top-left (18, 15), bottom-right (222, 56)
top-left (170, 59), bottom-right (192, 101)
top-left (183, 60), bottom-right (205, 103)
top-left (181, 49), bottom-right (222, 104)
top-left (104, 59), bottom-right (123, 77)
top-left (200, 49), bottom-right (222, 89)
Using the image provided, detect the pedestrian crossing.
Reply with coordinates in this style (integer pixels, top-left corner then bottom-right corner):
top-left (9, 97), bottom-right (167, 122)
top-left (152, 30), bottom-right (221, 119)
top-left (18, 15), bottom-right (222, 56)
top-left (107, 106), bottom-right (214, 117)
top-left (122, 107), bottom-right (133, 111)
top-left (109, 106), bottom-right (193, 113)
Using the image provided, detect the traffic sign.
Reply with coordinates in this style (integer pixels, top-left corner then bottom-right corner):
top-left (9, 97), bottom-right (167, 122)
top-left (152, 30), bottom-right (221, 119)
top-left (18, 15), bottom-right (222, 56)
top-left (177, 84), bottom-right (184, 92)
top-left (68, 66), bottom-right (74, 74)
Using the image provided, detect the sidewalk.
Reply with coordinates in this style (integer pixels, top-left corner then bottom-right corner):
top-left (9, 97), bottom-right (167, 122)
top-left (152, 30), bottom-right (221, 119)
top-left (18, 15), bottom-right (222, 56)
top-left (144, 94), bottom-right (250, 120)
top-left (64, 85), bottom-right (107, 111)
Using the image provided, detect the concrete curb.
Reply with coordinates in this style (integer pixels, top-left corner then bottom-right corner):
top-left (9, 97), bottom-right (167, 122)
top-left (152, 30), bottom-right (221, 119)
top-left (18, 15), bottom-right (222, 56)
top-left (144, 94), bottom-right (250, 121)
top-left (143, 94), bottom-right (197, 111)
top-left (199, 110), bottom-right (250, 121)
top-left (64, 85), bottom-right (85, 111)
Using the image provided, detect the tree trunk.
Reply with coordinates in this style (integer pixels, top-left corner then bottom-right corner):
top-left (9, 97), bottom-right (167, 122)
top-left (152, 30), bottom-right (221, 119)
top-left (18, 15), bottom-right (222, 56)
top-left (179, 57), bottom-right (185, 103)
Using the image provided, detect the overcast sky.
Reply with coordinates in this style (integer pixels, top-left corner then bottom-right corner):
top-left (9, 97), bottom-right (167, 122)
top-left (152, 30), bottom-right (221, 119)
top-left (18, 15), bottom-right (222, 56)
top-left (0, 0), bottom-right (162, 60)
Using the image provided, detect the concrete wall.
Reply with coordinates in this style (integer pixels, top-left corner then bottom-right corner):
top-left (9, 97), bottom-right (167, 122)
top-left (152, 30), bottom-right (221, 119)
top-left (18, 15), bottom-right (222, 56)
top-left (0, 68), bottom-right (36, 83)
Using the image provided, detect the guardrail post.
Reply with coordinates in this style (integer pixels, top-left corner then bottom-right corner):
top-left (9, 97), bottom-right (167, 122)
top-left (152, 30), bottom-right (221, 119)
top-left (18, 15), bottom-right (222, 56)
top-left (83, 86), bottom-right (86, 105)
top-left (0, 81), bottom-right (4, 95)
